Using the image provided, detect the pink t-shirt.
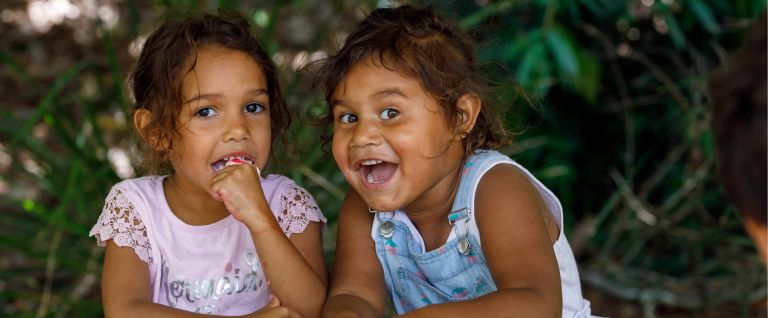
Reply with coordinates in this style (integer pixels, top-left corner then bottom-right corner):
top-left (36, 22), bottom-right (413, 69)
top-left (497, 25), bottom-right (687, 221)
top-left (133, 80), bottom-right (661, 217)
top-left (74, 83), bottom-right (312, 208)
top-left (89, 175), bottom-right (326, 315)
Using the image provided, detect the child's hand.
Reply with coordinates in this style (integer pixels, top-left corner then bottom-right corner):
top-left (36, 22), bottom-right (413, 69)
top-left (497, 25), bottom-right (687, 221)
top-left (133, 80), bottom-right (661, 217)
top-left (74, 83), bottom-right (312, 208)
top-left (244, 295), bottom-right (303, 318)
top-left (210, 162), bottom-right (271, 231)
top-left (244, 307), bottom-right (303, 318)
top-left (265, 294), bottom-right (281, 307)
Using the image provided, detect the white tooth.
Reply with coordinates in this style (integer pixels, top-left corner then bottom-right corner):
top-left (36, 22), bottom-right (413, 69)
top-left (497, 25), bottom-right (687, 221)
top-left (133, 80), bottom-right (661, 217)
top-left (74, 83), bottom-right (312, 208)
top-left (362, 159), bottom-right (383, 166)
top-left (367, 173), bottom-right (375, 184)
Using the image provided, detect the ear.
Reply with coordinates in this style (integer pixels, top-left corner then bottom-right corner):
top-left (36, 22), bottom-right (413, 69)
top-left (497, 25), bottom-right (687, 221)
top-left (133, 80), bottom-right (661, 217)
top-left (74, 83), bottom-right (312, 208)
top-left (455, 93), bottom-right (481, 139)
top-left (134, 109), bottom-right (169, 151)
top-left (133, 109), bottom-right (151, 134)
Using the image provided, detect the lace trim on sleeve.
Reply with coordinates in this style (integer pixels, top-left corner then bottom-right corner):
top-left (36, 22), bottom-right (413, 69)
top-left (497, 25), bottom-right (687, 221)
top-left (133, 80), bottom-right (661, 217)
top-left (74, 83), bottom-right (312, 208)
top-left (89, 188), bottom-right (153, 264)
top-left (277, 185), bottom-right (326, 237)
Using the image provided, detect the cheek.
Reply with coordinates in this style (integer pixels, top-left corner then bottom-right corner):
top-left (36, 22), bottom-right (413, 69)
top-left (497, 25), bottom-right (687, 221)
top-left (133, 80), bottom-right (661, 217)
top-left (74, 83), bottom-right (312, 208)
top-left (331, 140), bottom-right (344, 163)
top-left (331, 135), bottom-right (348, 164)
top-left (260, 127), bottom-right (272, 144)
top-left (256, 126), bottom-right (272, 166)
top-left (397, 127), bottom-right (451, 157)
top-left (168, 135), bottom-right (186, 159)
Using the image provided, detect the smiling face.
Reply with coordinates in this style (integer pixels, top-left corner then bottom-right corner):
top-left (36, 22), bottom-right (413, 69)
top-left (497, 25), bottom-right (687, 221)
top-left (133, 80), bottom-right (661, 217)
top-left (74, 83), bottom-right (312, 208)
top-left (168, 45), bottom-right (271, 196)
top-left (331, 58), bottom-right (468, 214)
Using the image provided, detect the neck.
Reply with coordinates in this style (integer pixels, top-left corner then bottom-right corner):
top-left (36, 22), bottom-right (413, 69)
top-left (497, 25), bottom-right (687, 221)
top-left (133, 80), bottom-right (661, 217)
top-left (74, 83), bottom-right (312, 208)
top-left (401, 155), bottom-right (465, 247)
top-left (404, 187), bottom-right (457, 230)
top-left (164, 175), bottom-right (230, 225)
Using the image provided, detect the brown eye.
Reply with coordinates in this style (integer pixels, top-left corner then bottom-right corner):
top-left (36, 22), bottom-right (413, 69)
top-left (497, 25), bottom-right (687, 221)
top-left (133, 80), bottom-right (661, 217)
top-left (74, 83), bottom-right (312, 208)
top-left (195, 107), bottom-right (217, 117)
top-left (339, 113), bottom-right (357, 124)
top-left (244, 102), bottom-right (265, 113)
top-left (380, 108), bottom-right (399, 120)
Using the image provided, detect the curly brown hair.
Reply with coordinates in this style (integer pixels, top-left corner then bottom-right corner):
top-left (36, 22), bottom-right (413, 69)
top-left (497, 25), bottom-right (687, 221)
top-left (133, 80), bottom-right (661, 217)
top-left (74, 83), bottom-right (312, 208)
top-left (130, 11), bottom-right (289, 173)
top-left (314, 5), bottom-right (510, 154)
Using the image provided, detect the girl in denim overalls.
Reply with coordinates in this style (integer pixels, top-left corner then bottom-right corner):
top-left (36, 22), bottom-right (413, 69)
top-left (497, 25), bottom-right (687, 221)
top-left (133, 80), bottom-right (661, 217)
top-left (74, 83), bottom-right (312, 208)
top-left (318, 5), bottom-right (597, 318)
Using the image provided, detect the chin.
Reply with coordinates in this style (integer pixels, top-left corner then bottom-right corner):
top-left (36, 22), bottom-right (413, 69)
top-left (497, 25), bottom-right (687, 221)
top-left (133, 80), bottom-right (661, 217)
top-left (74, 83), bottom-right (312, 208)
top-left (363, 198), bottom-right (400, 212)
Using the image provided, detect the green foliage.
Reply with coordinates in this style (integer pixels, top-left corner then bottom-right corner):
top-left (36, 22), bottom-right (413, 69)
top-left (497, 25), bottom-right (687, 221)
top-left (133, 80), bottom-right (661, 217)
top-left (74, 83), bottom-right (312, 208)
top-left (0, 0), bottom-right (765, 317)
top-left (436, 0), bottom-right (766, 315)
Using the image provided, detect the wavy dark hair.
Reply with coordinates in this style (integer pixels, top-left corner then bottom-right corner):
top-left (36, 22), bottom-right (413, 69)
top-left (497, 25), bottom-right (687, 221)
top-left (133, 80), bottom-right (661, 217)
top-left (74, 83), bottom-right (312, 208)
top-left (129, 11), bottom-right (289, 173)
top-left (314, 5), bottom-right (510, 154)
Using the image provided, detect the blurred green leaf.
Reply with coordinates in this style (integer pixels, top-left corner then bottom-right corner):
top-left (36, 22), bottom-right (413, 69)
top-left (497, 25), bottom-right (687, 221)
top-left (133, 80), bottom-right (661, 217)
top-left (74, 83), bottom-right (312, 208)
top-left (663, 10), bottom-right (687, 49)
top-left (516, 42), bottom-right (546, 88)
top-left (0, 51), bottom-right (32, 84)
top-left (753, 1), bottom-right (768, 15)
top-left (546, 24), bottom-right (580, 78)
top-left (686, 0), bottom-right (721, 34)
top-left (501, 29), bottom-right (541, 63)
top-left (562, 0), bottom-right (581, 21)
top-left (459, 1), bottom-right (514, 29)
top-left (575, 53), bottom-right (600, 104)
top-left (577, 0), bottom-right (601, 16)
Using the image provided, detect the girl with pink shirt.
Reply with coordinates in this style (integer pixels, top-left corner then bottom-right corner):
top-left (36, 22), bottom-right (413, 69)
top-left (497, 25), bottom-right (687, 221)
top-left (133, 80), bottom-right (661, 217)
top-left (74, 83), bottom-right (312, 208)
top-left (89, 11), bottom-right (327, 318)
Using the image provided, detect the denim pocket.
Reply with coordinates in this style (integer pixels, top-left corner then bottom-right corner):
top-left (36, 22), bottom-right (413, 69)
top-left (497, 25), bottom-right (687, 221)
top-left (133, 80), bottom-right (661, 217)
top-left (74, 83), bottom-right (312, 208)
top-left (394, 266), bottom-right (492, 312)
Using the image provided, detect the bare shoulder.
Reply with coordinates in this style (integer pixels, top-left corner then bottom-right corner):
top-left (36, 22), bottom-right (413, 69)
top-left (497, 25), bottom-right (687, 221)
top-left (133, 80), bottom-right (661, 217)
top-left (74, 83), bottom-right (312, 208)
top-left (473, 163), bottom-right (562, 307)
top-left (475, 163), bottom-right (559, 243)
top-left (476, 163), bottom-right (546, 220)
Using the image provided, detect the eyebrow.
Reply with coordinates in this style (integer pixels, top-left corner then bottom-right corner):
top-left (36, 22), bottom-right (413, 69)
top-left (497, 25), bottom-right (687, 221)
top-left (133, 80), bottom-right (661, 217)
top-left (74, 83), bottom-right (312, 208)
top-left (331, 87), bottom-right (407, 107)
top-left (373, 88), bottom-right (407, 99)
top-left (183, 88), bottom-right (268, 105)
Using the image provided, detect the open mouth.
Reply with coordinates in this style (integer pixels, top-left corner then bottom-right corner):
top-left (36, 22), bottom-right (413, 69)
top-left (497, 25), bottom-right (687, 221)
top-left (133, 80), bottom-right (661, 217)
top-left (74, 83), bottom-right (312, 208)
top-left (211, 155), bottom-right (254, 172)
top-left (359, 159), bottom-right (398, 185)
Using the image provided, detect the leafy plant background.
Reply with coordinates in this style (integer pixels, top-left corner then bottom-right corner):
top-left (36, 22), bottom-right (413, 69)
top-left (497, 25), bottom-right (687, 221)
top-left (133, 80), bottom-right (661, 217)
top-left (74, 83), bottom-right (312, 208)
top-left (0, 0), bottom-right (764, 317)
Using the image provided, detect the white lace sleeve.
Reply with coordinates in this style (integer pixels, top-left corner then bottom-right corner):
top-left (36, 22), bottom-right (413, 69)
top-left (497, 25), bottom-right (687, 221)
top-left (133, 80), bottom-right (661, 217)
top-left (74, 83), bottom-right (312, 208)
top-left (277, 184), bottom-right (326, 237)
top-left (89, 187), bottom-right (153, 264)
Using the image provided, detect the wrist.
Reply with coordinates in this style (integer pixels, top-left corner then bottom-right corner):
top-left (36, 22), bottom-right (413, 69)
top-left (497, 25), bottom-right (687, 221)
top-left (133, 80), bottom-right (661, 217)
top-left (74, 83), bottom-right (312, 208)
top-left (238, 199), bottom-right (275, 230)
top-left (246, 216), bottom-right (282, 238)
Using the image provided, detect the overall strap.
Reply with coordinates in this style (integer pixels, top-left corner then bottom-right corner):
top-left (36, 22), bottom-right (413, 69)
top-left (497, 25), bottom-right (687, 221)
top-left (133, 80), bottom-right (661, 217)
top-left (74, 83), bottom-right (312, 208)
top-left (449, 150), bottom-right (515, 248)
top-left (450, 150), bottom-right (514, 218)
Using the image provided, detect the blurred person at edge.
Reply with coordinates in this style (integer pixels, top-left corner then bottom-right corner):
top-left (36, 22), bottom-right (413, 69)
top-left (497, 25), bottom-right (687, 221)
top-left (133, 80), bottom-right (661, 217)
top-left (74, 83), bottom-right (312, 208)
top-left (707, 13), bottom-right (767, 263)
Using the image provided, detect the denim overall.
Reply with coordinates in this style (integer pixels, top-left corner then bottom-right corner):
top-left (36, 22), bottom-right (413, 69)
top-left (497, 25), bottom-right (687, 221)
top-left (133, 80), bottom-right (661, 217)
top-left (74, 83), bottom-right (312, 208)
top-left (371, 150), bottom-right (499, 314)
top-left (372, 150), bottom-right (596, 316)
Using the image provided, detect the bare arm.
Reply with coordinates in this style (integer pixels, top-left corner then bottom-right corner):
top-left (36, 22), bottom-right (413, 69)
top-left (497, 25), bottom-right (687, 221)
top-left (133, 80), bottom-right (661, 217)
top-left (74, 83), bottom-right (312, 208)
top-left (322, 190), bottom-right (388, 318)
top-left (250, 219), bottom-right (329, 318)
top-left (399, 165), bottom-right (562, 318)
top-left (211, 164), bottom-right (328, 317)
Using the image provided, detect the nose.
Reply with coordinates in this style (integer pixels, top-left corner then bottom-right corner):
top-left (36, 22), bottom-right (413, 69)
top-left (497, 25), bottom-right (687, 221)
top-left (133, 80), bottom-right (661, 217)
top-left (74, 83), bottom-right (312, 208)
top-left (349, 119), bottom-right (381, 148)
top-left (222, 113), bottom-right (249, 142)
